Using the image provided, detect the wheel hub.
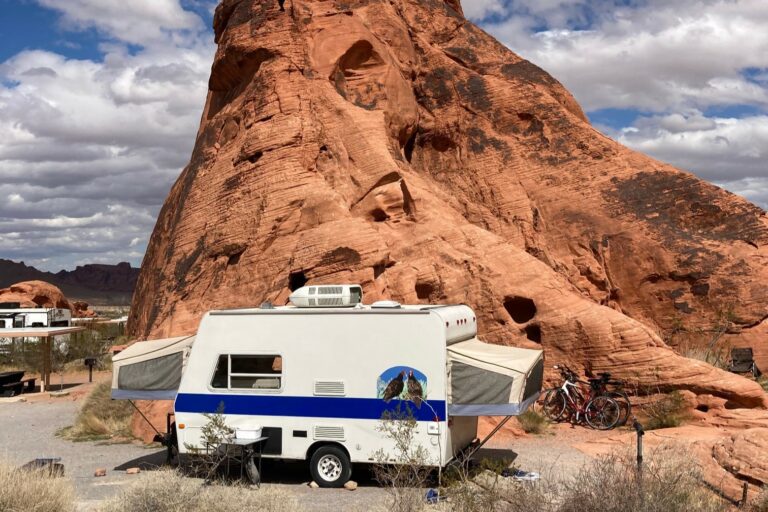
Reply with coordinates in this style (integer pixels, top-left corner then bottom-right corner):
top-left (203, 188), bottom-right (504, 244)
top-left (318, 454), bottom-right (342, 481)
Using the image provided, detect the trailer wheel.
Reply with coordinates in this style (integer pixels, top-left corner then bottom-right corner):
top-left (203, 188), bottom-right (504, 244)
top-left (310, 445), bottom-right (351, 488)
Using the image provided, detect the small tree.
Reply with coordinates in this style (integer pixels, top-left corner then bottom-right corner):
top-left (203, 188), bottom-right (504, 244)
top-left (372, 404), bottom-right (434, 512)
top-left (183, 404), bottom-right (234, 482)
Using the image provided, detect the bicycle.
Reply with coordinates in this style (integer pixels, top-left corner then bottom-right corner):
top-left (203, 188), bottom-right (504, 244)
top-left (541, 365), bottom-right (621, 430)
top-left (584, 368), bottom-right (632, 427)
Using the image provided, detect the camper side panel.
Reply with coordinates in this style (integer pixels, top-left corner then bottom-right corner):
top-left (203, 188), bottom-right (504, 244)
top-left (175, 311), bottom-right (451, 465)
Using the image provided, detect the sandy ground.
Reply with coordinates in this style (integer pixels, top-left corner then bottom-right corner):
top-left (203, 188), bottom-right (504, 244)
top-left (0, 374), bottom-right (613, 511)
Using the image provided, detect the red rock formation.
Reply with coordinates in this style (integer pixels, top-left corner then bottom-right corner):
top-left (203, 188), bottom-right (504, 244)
top-left (129, 0), bottom-right (768, 407)
top-left (0, 280), bottom-right (94, 317)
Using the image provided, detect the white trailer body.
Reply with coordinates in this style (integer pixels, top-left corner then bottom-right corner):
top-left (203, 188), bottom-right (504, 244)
top-left (0, 308), bottom-right (72, 329)
top-left (112, 291), bottom-right (543, 487)
top-left (174, 306), bottom-right (476, 468)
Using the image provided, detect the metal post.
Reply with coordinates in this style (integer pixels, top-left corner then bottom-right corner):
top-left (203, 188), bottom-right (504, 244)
top-left (632, 417), bottom-right (645, 506)
top-left (741, 482), bottom-right (749, 508)
top-left (89, 364), bottom-right (93, 383)
top-left (633, 417), bottom-right (645, 472)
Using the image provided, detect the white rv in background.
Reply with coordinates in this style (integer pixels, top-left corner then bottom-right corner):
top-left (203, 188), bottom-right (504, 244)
top-left (112, 285), bottom-right (543, 487)
top-left (0, 303), bottom-right (72, 329)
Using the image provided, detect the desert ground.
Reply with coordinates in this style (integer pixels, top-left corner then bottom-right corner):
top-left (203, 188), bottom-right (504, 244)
top-left (0, 372), bottom-right (612, 511)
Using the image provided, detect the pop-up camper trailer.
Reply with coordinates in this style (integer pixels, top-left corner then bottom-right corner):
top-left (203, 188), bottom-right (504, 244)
top-left (112, 285), bottom-right (543, 487)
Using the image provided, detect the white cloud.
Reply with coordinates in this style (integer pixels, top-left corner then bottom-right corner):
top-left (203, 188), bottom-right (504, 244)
top-left (476, 0), bottom-right (768, 211)
top-left (37, 0), bottom-right (204, 46)
top-left (0, 1), bottom-right (215, 272)
top-left (462, 0), bottom-right (506, 20)
top-left (481, 0), bottom-right (768, 112)
top-left (615, 113), bottom-right (768, 207)
top-left (715, 176), bottom-right (768, 210)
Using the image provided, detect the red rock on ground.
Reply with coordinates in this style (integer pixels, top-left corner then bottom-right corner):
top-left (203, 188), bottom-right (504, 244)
top-left (129, 0), bottom-right (768, 413)
top-left (0, 280), bottom-right (94, 318)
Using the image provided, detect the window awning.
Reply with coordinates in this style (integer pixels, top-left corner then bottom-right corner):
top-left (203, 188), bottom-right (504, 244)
top-left (111, 335), bottom-right (195, 400)
top-left (447, 338), bottom-right (543, 416)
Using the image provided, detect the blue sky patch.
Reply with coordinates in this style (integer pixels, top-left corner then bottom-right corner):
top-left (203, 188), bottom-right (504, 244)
top-left (0, 0), bottom-right (104, 62)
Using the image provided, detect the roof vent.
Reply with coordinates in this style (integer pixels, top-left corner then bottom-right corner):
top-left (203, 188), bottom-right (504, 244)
top-left (289, 285), bottom-right (363, 308)
top-left (371, 300), bottom-right (401, 309)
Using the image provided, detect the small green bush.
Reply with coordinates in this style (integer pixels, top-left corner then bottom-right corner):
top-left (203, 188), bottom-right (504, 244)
top-left (517, 409), bottom-right (548, 434)
top-left (644, 391), bottom-right (689, 430)
top-left (0, 460), bottom-right (75, 512)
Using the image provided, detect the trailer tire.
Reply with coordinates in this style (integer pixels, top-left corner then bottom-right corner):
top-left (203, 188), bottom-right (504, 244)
top-left (309, 445), bottom-right (351, 488)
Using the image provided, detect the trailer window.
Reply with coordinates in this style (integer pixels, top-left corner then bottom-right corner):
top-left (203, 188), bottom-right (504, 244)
top-left (211, 356), bottom-right (228, 389)
top-left (210, 355), bottom-right (282, 390)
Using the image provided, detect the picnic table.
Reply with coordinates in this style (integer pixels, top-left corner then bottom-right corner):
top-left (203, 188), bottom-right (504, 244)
top-left (0, 371), bottom-right (36, 397)
top-left (1, 371), bottom-right (24, 397)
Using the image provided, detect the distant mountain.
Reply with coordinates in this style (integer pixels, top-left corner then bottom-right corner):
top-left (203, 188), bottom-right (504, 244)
top-left (0, 259), bottom-right (139, 305)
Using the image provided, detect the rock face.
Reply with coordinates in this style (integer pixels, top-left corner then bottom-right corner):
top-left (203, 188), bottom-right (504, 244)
top-left (0, 280), bottom-right (95, 317)
top-left (0, 259), bottom-right (139, 306)
top-left (129, 0), bottom-right (768, 407)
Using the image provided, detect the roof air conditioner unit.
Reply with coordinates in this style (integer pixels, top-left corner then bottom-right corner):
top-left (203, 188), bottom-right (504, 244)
top-left (289, 285), bottom-right (363, 308)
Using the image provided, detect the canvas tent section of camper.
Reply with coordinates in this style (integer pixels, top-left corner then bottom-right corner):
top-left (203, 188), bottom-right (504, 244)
top-left (447, 338), bottom-right (544, 416)
top-left (111, 335), bottom-right (195, 400)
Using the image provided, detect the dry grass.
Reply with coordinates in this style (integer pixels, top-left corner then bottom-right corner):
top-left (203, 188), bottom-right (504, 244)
top-left (517, 409), bottom-right (549, 434)
top-left (435, 447), bottom-right (726, 512)
top-left (0, 460), bottom-right (75, 512)
top-left (679, 343), bottom-right (731, 371)
top-left (557, 448), bottom-right (725, 512)
top-left (99, 469), bottom-right (297, 512)
top-left (58, 381), bottom-right (133, 441)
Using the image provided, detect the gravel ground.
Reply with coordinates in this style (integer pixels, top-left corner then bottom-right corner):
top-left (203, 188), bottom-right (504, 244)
top-left (0, 391), bottom-right (593, 511)
top-left (0, 394), bottom-right (391, 511)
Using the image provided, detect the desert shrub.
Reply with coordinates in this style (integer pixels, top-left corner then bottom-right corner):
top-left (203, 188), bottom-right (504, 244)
top-left (557, 448), bottom-right (725, 512)
top-left (680, 344), bottom-right (731, 370)
top-left (758, 377), bottom-right (768, 393)
top-left (372, 406), bottom-right (434, 512)
top-left (99, 469), bottom-right (296, 512)
top-left (644, 390), bottom-right (689, 430)
top-left (0, 460), bottom-right (75, 512)
top-left (518, 409), bottom-right (549, 434)
top-left (58, 381), bottom-right (133, 441)
top-left (183, 407), bottom-right (236, 481)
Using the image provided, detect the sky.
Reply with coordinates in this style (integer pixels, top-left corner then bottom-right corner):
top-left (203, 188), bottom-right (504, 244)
top-left (0, 0), bottom-right (766, 272)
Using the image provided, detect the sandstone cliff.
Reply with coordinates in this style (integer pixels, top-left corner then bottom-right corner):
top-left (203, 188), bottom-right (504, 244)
top-left (129, 0), bottom-right (768, 407)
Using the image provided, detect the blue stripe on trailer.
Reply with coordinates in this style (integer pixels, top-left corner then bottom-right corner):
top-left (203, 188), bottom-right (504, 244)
top-left (175, 393), bottom-right (447, 421)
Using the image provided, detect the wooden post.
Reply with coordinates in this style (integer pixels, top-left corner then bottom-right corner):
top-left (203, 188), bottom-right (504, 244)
top-left (39, 336), bottom-right (46, 393)
top-left (43, 336), bottom-right (52, 392)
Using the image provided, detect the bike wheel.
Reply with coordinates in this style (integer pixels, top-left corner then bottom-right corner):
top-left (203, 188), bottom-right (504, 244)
top-left (541, 389), bottom-right (567, 422)
top-left (608, 391), bottom-right (632, 427)
top-left (585, 396), bottom-right (621, 430)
